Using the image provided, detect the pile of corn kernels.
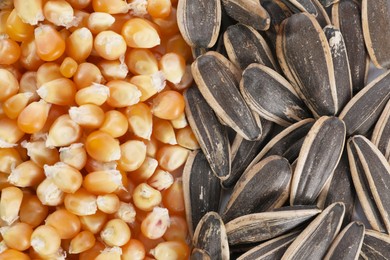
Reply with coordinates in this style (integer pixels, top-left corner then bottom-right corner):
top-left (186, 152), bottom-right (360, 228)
top-left (0, 0), bottom-right (197, 259)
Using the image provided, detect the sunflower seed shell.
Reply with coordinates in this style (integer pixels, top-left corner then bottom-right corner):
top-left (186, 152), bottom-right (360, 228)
top-left (360, 229), bottom-right (390, 259)
top-left (371, 99), bottom-right (390, 161)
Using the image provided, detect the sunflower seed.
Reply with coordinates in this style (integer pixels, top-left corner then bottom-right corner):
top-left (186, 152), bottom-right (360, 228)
top-left (237, 231), bottom-right (300, 260)
top-left (281, 202), bottom-right (345, 260)
top-left (240, 63), bottom-right (311, 126)
top-left (191, 51), bottom-right (262, 141)
top-left (332, 0), bottom-right (369, 93)
top-left (324, 221), bottom-right (365, 260)
top-left (276, 13), bottom-right (338, 117)
top-left (224, 24), bottom-right (278, 71)
top-left (225, 207), bottom-right (321, 245)
top-left (290, 116), bottom-right (346, 205)
top-left (361, 0), bottom-right (390, 69)
top-left (283, 0), bottom-right (331, 27)
top-left (221, 0), bottom-right (271, 31)
top-left (360, 229), bottom-right (390, 259)
top-left (177, 0), bottom-right (221, 48)
top-left (193, 212), bottom-right (229, 260)
top-left (223, 155), bottom-right (291, 222)
top-left (183, 150), bottom-right (222, 236)
top-left (319, 0), bottom-right (339, 7)
top-left (347, 135), bottom-right (390, 233)
top-left (222, 118), bottom-right (274, 188)
top-left (372, 99), bottom-right (390, 161)
top-left (339, 70), bottom-right (390, 136)
top-left (184, 85), bottom-right (231, 180)
top-left (191, 248), bottom-right (211, 260)
top-left (323, 25), bottom-right (353, 112)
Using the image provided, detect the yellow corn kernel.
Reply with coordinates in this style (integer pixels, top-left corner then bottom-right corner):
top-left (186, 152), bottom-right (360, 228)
top-left (150, 241), bottom-right (190, 260)
top-left (92, 0), bottom-right (129, 14)
top-left (83, 170), bottom-right (123, 195)
top-left (2, 92), bottom-right (33, 120)
top-left (75, 83), bottom-right (109, 106)
top-left (19, 38), bottom-right (44, 71)
top-left (176, 126), bottom-right (200, 150)
top-left (98, 59), bottom-right (128, 81)
top-left (125, 103), bottom-right (153, 140)
top-left (19, 71), bottom-right (39, 101)
top-left (0, 148), bottom-right (22, 174)
top-left (34, 25), bottom-right (66, 61)
top-left (130, 72), bottom-right (166, 102)
top-left (159, 53), bottom-right (186, 84)
top-left (79, 210), bottom-right (107, 234)
top-left (69, 230), bottom-right (96, 254)
top-left (95, 246), bottom-right (122, 260)
top-left (36, 62), bottom-right (62, 87)
top-left (125, 48), bottom-right (159, 75)
top-left (114, 178), bottom-right (135, 203)
top-left (73, 62), bottom-right (103, 89)
top-left (100, 218), bottom-right (131, 247)
top-left (70, 9), bottom-right (90, 33)
top-left (173, 64), bottom-right (193, 91)
top-left (46, 114), bottom-right (82, 147)
top-left (0, 249), bottom-right (30, 260)
top-left (132, 183), bottom-right (161, 212)
top-left (129, 157), bottom-right (158, 183)
top-left (0, 68), bottom-right (19, 102)
top-left (170, 112), bottom-right (188, 129)
top-left (0, 117), bottom-right (24, 146)
top-left (162, 178), bottom-right (185, 214)
top-left (141, 207), bottom-right (170, 239)
top-left (85, 157), bottom-right (117, 173)
top-left (36, 178), bottom-right (64, 206)
top-left (114, 202), bottom-right (136, 224)
top-left (8, 160), bottom-right (45, 188)
top-left (118, 140), bottom-right (147, 172)
top-left (106, 80), bottom-right (141, 108)
top-left (153, 118), bottom-right (177, 145)
top-left (88, 12), bottom-right (115, 34)
top-left (0, 172), bottom-right (11, 190)
top-left (66, 27), bottom-right (93, 62)
top-left (152, 90), bottom-right (185, 120)
top-left (121, 18), bottom-right (160, 48)
top-left (14, 0), bottom-right (44, 25)
top-left (45, 209), bottom-right (81, 239)
top-left (166, 34), bottom-right (192, 62)
top-left (85, 130), bottom-right (121, 162)
top-left (64, 188), bottom-right (97, 216)
top-left (67, 0), bottom-right (92, 10)
top-left (30, 225), bottom-right (61, 256)
top-left (157, 145), bottom-right (189, 172)
top-left (0, 38), bottom-right (21, 65)
top-left (163, 215), bottom-right (188, 241)
top-left (147, 0), bottom-right (171, 18)
top-left (6, 9), bottom-right (34, 42)
top-left (148, 169), bottom-right (174, 191)
top-left (79, 241), bottom-right (105, 260)
top-left (59, 143), bottom-right (87, 170)
top-left (152, 7), bottom-right (179, 36)
top-left (17, 99), bottom-right (51, 134)
top-left (19, 195), bottom-right (49, 228)
top-left (99, 110), bottom-right (128, 138)
top-left (60, 57), bottom-right (78, 78)
top-left (94, 30), bottom-right (127, 60)
top-left (21, 140), bottom-right (59, 167)
top-left (0, 187), bottom-right (23, 225)
top-left (122, 239), bottom-right (146, 260)
top-left (44, 162), bottom-right (83, 193)
top-left (43, 0), bottom-right (75, 27)
top-left (37, 78), bottom-right (76, 106)
top-left (97, 194), bottom-right (120, 214)
top-left (69, 104), bottom-right (105, 129)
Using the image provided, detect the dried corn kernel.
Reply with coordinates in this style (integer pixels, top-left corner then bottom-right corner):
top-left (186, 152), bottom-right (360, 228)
top-left (30, 225), bottom-right (61, 256)
top-left (45, 209), bottom-right (81, 239)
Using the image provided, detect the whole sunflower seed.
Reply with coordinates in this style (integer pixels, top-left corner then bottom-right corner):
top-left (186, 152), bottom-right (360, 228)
top-left (237, 231), bottom-right (300, 260)
top-left (323, 25), bottom-right (353, 113)
top-left (193, 212), bottom-right (229, 260)
top-left (177, 0), bottom-right (221, 49)
top-left (191, 248), bottom-right (211, 260)
top-left (339, 70), bottom-right (390, 137)
top-left (281, 202), bottom-right (345, 260)
top-left (223, 155), bottom-right (292, 222)
top-left (282, 0), bottom-right (331, 27)
top-left (222, 118), bottom-right (274, 188)
top-left (324, 221), bottom-right (365, 260)
top-left (240, 63), bottom-right (311, 126)
top-left (372, 99), bottom-right (390, 161)
top-left (361, 0), bottom-right (390, 69)
top-left (184, 85), bottom-right (231, 180)
top-left (360, 229), bottom-right (390, 259)
top-left (191, 51), bottom-right (262, 141)
top-left (318, 0), bottom-right (339, 7)
top-left (290, 116), bottom-right (346, 205)
top-left (276, 13), bottom-right (337, 117)
top-left (225, 207), bottom-right (321, 245)
top-left (183, 150), bottom-right (222, 236)
top-left (221, 0), bottom-right (271, 31)
top-left (332, 0), bottom-right (369, 93)
top-left (223, 23), bottom-right (279, 71)
top-left (347, 135), bottom-right (390, 233)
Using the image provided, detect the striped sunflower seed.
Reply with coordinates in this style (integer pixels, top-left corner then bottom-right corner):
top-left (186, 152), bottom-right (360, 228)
top-left (361, 0), bottom-right (390, 69)
top-left (193, 212), bottom-right (229, 260)
top-left (347, 135), bottom-right (390, 233)
top-left (240, 63), bottom-right (311, 126)
top-left (237, 231), bottom-right (300, 260)
top-left (184, 85), bottom-right (231, 180)
top-left (324, 221), bottom-right (365, 260)
top-left (290, 116), bottom-right (346, 205)
top-left (276, 13), bottom-right (338, 117)
top-left (223, 23), bottom-right (279, 71)
top-left (360, 229), bottom-right (390, 259)
top-left (318, 0), bottom-right (339, 7)
top-left (281, 202), bottom-right (345, 260)
top-left (339, 70), bottom-right (390, 136)
top-left (332, 0), bottom-right (369, 93)
top-left (372, 99), bottom-right (390, 161)
top-left (191, 248), bottom-right (211, 260)
top-left (183, 150), bottom-right (222, 236)
top-left (223, 155), bottom-right (291, 222)
top-left (191, 51), bottom-right (262, 141)
top-left (225, 207), bottom-right (321, 245)
top-left (283, 0), bottom-right (331, 27)
top-left (177, 0), bottom-right (221, 49)
top-left (222, 118), bottom-right (274, 188)
top-left (221, 0), bottom-right (271, 31)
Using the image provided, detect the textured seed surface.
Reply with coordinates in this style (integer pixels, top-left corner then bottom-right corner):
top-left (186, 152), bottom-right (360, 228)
top-left (360, 229), bottom-right (390, 259)
top-left (191, 248), bottom-right (211, 260)
top-left (372, 99), bottom-right (390, 161)
top-left (286, 0), bottom-right (331, 27)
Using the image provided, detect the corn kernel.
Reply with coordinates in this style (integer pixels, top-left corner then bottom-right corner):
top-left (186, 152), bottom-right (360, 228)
top-left (98, 59), bottom-right (128, 80)
top-left (34, 25), bottom-right (66, 61)
top-left (132, 183), bottom-right (161, 212)
top-left (0, 38), bottom-right (21, 65)
top-left (88, 12), bottom-right (115, 34)
top-left (64, 188), bottom-right (97, 216)
top-left (107, 80), bottom-right (141, 108)
top-left (8, 160), bottom-right (44, 187)
top-left (150, 240), bottom-right (190, 260)
top-left (153, 118), bottom-right (177, 145)
top-left (44, 162), bottom-right (83, 193)
top-left (37, 78), bottom-right (77, 106)
top-left (0, 68), bottom-right (19, 102)
top-left (148, 169), bottom-right (174, 191)
top-left (69, 230), bottom-right (96, 254)
top-left (21, 140), bottom-right (59, 167)
top-left (122, 239), bottom-right (146, 260)
top-left (17, 100), bottom-right (51, 134)
top-left (85, 130), bottom-right (121, 162)
top-left (163, 215), bottom-right (188, 241)
top-left (60, 57), bottom-right (78, 78)
top-left (0, 148), bottom-right (22, 174)
top-left (118, 140), bottom-right (147, 172)
top-left (125, 103), bottom-right (153, 140)
top-left (6, 9), bottom-right (34, 42)
top-left (19, 71), bottom-right (39, 101)
top-left (79, 210), bottom-right (107, 234)
top-left (101, 218), bottom-right (131, 247)
top-left (94, 30), bottom-right (127, 60)
top-left (19, 195), bottom-right (48, 228)
top-left (36, 178), bottom-right (64, 206)
top-left (141, 207), bottom-right (170, 239)
top-left (0, 187), bottom-right (23, 225)
top-left (75, 83), bottom-right (109, 106)
top-left (30, 225), bottom-right (61, 256)
top-left (159, 52), bottom-right (186, 84)
top-left (69, 104), bottom-right (105, 129)
top-left (36, 62), bottom-right (62, 87)
top-left (14, 0), bottom-right (44, 25)
top-left (92, 0), bottom-right (129, 14)
top-left (162, 178), bottom-right (185, 214)
top-left (97, 194), bottom-right (120, 214)
top-left (73, 62), bottom-right (103, 89)
top-left (99, 110), bottom-right (128, 138)
top-left (43, 0), bottom-right (75, 27)
top-left (59, 143), bottom-right (87, 170)
top-left (46, 209), bottom-right (81, 239)
top-left (0, 117), bottom-right (25, 146)
top-left (121, 18), bottom-right (160, 48)
top-left (147, 0), bottom-right (171, 18)
top-left (66, 27), bottom-right (93, 62)
top-left (0, 249), bottom-right (30, 260)
top-left (125, 48), bottom-right (159, 75)
top-left (114, 202), bottom-right (136, 224)
top-left (83, 170), bottom-right (124, 195)
top-left (129, 157), bottom-right (159, 183)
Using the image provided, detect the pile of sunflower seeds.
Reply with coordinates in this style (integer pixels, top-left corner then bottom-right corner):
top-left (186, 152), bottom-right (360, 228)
top-left (177, 0), bottom-right (390, 259)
